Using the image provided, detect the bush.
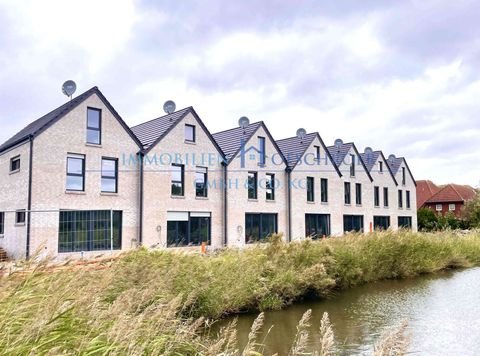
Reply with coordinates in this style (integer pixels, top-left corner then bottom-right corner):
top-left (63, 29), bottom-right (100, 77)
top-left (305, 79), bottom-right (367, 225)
top-left (463, 193), bottom-right (480, 228)
top-left (418, 207), bottom-right (438, 231)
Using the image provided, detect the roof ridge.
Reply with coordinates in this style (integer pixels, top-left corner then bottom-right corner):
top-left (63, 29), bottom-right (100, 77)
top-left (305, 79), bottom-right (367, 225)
top-left (131, 106), bottom-right (192, 129)
top-left (276, 132), bottom-right (317, 142)
top-left (212, 121), bottom-right (264, 136)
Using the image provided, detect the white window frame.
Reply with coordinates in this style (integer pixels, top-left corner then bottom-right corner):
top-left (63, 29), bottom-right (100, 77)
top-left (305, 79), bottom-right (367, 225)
top-left (436, 204), bottom-right (442, 211)
top-left (449, 203), bottom-right (455, 211)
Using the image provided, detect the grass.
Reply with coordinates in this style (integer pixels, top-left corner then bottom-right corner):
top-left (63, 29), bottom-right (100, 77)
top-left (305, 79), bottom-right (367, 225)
top-left (0, 230), bottom-right (479, 355)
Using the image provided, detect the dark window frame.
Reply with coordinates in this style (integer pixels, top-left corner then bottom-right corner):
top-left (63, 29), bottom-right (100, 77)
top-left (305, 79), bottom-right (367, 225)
top-left (10, 155), bottom-right (21, 173)
top-left (195, 166), bottom-right (208, 198)
top-left (0, 212), bottom-right (5, 234)
top-left (86, 107), bottom-right (102, 145)
top-left (266, 173), bottom-right (275, 201)
top-left (305, 213), bottom-right (331, 238)
top-left (314, 145), bottom-right (321, 161)
top-left (167, 214), bottom-right (211, 247)
top-left (320, 178), bottom-right (328, 203)
top-left (383, 187), bottom-right (389, 207)
top-left (344, 182), bottom-right (351, 205)
top-left (171, 164), bottom-right (185, 196)
top-left (245, 213), bottom-right (278, 244)
top-left (355, 183), bottom-right (362, 205)
top-left (402, 167), bottom-right (406, 185)
top-left (350, 154), bottom-right (356, 177)
top-left (343, 214), bottom-right (364, 233)
top-left (66, 154), bottom-right (86, 192)
top-left (398, 190), bottom-right (403, 208)
top-left (374, 186), bottom-right (380, 207)
top-left (101, 157), bottom-right (118, 193)
top-left (185, 124), bottom-right (196, 143)
top-left (374, 216), bottom-right (391, 231)
top-left (258, 136), bottom-right (266, 165)
top-left (379, 161), bottom-right (383, 173)
top-left (406, 190), bottom-right (411, 209)
top-left (398, 216), bottom-right (412, 229)
top-left (15, 210), bottom-right (26, 225)
top-left (307, 176), bottom-right (315, 202)
top-left (248, 171), bottom-right (258, 199)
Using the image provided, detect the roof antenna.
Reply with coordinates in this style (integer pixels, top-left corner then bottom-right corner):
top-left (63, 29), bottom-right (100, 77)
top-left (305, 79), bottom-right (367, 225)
top-left (296, 128), bottom-right (307, 143)
top-left (62, 80), bottom-right (77, 101)
top-left (238, 116), bottom-right (250, 134)
top-left (163, 100), bottom-right (176, 120)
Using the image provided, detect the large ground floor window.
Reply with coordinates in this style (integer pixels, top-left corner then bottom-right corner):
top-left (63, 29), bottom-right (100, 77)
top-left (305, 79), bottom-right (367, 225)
top-left (58, 210), bottom-right (122, 253)
top-left (343, 215), bottom-right (364, 233)
top-left (167, 212), bottom-right (211, 247)
top-left (398, 216), bottom-right (412, 229)
top-left (373, 216), bottom-right (391, 231)
top-left (245, 213), bottom-right (277, 244)
top-left (305, 214), bottom-right (331, 238)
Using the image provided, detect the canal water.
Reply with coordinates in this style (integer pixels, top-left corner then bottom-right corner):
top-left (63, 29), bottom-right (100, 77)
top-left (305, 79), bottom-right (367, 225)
top-left (228, 268), bottom-right (480, 355)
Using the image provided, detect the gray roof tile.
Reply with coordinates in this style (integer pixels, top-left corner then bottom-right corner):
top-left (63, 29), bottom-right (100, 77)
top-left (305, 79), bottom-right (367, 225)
top-left (276, 133), bottom-right (317, 169)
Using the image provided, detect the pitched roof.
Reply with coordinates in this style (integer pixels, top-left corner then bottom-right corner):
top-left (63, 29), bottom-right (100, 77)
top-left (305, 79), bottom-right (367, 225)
top-left (0, 86), bottom-right (142, 154)
top-left (416, 180), bottom-right (441, 207)
top-left (276, 132), bottom-right (342, 176)
top-left (386, 156), bottom-right (417, 186)
top-left (327, 142), bottom-right (373, 182)
top-left (212, 121), bottom-right (286, 166)
top-left (360, 150), bottom-right (398, 185)
top-left (425, 184), bottom-right (477, 204)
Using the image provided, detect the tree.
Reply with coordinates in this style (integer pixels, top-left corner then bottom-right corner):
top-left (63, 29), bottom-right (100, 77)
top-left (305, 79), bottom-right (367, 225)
top-left (417, 207), bottom-right (438, 231)
top-left (462, 193), bottom-right (480, 228)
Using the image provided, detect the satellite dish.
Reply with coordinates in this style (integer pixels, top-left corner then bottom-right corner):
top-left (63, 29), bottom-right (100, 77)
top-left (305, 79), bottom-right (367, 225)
top-left (62, 80), bottom-right (76, 99)
top-left (163, 100), bottom-right (176, 114)
top-left (364, 147), bottom-right (373, 154)
top-left (334, 138), bottom-right (343, 149)
top-left (388, 154), bottom-right (396, 161)
top-left (296, 128), bottom-right (307, 141)
top-left (238, 116), bottom-right (250, 129)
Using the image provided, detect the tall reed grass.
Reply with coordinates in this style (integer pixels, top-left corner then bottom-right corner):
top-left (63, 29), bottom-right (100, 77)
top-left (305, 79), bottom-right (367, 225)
top-left (0, 230), bottom-right (478, 355)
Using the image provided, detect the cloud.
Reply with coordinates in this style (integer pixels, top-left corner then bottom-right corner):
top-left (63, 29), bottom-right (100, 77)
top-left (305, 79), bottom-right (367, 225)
top-left (0, 0), bottom-right (478, 185)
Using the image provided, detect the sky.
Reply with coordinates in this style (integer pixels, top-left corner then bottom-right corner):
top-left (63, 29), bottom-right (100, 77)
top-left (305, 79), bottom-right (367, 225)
top-left (0, 0), bottom-right (478, 186)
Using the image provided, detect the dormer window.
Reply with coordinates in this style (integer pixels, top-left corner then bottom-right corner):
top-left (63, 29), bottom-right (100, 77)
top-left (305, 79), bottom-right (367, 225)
top-left (185, 124), bottom-right (196, 143)
top-left (87, 108), bottom-right (101, 145)
top-left (10, 155), bottom-right (20, 173)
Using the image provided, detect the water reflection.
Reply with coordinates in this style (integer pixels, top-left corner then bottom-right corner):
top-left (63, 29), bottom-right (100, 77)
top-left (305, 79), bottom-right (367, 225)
top-left (226, 268), bottom-right (480, 355)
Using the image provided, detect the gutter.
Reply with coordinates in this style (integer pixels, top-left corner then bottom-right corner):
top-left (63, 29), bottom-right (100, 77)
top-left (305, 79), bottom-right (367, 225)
top-left (222, 162), bottom-right (228, 246)
top-left (138, 151), bottom-right (144, 246)
top-left (287, 168), bottom-right (292, 242)
top-left (26, 136), bottom-right (34, 259)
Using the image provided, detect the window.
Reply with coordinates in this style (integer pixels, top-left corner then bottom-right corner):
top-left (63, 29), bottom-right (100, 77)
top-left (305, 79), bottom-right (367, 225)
top-left (402, 167), bottom-right (406, 185)
top-left (374, 216), bottom-right (390, 231)
top-left (315, 146), bottom-right (321, 161)
top-left (320, 178), bottom-right (328, 203)
top-left (398, 190), bottom-right (403, 208)
top-left (449, 204), bottom-right (456, 211)
top-left (406, 190), bottom-right (411, 209)
top-left (343, 215), bottom-right (364, 233)
top-left (15, 210), bottom-right (26, 225)
top-left (259, 137), bottom-right (266, 165)
top-left (374, 186), bottom-right (380, 207)
top-left (350, 154), bottom-right (355, 177)
top-left (167, 213), bottom-right (211, 247)
top-left (379, 161), bottom-right (383, 173)
top-left (195, 167), bottom-right (208, 197)
top-left (10, 155), bottom-right (20, 173)
top-left (383, 187), bottom-right (389, 207)
top-left (66, 154), bottom-right (85, 191)
top-left (101, 158), bottom-right (118, 193)
top-left (185, 124), bottom-right (196, 143)
top-left (266, 173), bottom-right (275, 201)
top-left (436, 204), bottom-right (442, 211)
top-left (248, 172), bottom-right (258, 199)
top-left (307, 177), bottom-right (315, 202)
top-left (398, 216), bottom-right (412, 229)
top-left (58, 210), bottom-right (122, 252)
top-left (356, 183), bottom-right (362, 205)
top-left (245, 213), bottom-right (277, 243)
top-left (87, 108), bottom-right (101, 145)
top-left (0, 212), bottom-right (4, 235)
top-left (171, 164), bottom-right (184, 196)
top-left (344, 182), bottom-right (351, 205)
top-left (305, 214), bottom-right (330, 238)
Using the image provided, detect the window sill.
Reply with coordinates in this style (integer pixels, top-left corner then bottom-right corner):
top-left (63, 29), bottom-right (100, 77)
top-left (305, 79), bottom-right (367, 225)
top-left (266, 199), bottom-right (276, 203)
top-left (195, 196), bottom-right (209, 200)
top-left (101, 192), bottom-right (118, 196)
top-left (184, 141), bottom-right (196, 145)
top-left (65, 190), bottom-right (86, 195)
top-left (307, 201), bottom-right (315, 204)
top-left (171, 195), bottom-right (185, 199)
top-left (321, 201), bottom-right (328, 205)
top-left (374, 206), bottom-right (380, 208)
top-left (0, 234), bottom-right (4, 238)
top-left (86, 143), bottom-right (102, 148)
top-left (248, 199), bottom-right (258, 202)
top-left (356, 204), bottom-right (362, 207)
top-left (15, 223), bottom-right (25, 227)
top-left (9, 169), bottom-right (20, 175)
top-left (257, 163), bottom-right (266, 168)
top-left (344, 203), bottom-right (351, 206)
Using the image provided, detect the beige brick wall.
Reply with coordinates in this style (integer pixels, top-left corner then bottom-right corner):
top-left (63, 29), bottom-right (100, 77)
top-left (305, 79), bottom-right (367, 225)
top-left (29, 93), bottom-right (141, 259)
top-left (142, 112), bottom-right (224, 249)
top-left (0, 142), bottom-right (30, 258)
top-left (225, 126), bottom-right (288, 246)
top-left (394, 159), bottom-right (418, 231)
top-left (290, 136), bottom-right (344, 238)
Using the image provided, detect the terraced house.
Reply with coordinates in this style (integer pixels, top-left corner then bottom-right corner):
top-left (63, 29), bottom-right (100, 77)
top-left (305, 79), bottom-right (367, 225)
top-left (0, 86), bottom-right (417, 259)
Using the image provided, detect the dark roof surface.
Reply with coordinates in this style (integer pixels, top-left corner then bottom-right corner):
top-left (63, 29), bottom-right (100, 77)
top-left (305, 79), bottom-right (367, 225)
top-left (212, 122), bottom-right (264, 163)
top-left (387, 157), bottom-right (403, 175)
top-left (276, 133), bottom-right (317, 169)
top-left (327, 142), bottom-right (373, 182)
top-left (0, 86), bottom-right (142, 153)
top-left (131, 107), bottom-right (191, 150)
top-left (0, 87), bottom-right (98, 153)
top-left (359, 151), bottom-right (381, 172)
